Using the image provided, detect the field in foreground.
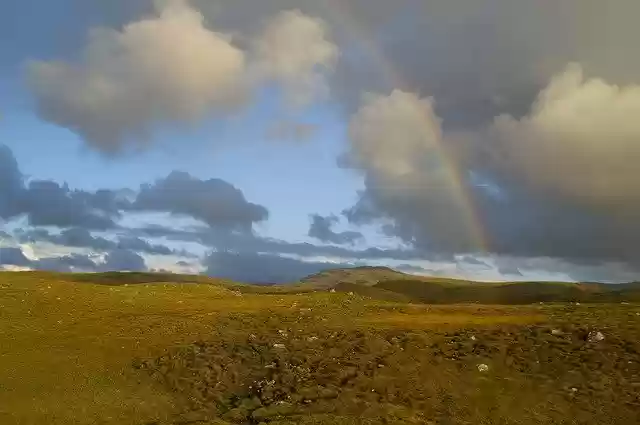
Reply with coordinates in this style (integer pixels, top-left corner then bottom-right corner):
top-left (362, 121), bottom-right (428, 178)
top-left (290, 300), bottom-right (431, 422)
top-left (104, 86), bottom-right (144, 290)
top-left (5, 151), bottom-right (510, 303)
top-left (1, 272), bottom-right (640, 425)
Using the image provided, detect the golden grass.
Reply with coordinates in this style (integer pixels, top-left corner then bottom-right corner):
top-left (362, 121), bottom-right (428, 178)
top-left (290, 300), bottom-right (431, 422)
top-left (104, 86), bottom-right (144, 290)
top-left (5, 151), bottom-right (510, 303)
top-left (1, 273), bottom-right (639, 425)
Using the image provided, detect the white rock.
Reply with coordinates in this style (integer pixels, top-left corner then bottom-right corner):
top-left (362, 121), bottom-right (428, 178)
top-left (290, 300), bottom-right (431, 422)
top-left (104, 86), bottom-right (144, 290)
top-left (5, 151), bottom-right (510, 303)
top-left (477, 363), bottom-right (489, 372)
top-left (470, 335), bottom-right (477, 341)
top-left (273, 343), bottom-right (286, 349)
top-left (551, 329), bottom-right (563, 335)
top-left (329, 289), bottom-right (336, 293)
top-left (307, 336), bottom-right (318, 342)
top-left (588, 331), bottom-right (605, 342)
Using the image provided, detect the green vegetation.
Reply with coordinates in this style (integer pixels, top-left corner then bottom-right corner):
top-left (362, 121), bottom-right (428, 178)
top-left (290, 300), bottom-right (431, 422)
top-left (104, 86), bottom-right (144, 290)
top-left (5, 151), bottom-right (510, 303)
top-left (1, 270), bottom-right (639, 425)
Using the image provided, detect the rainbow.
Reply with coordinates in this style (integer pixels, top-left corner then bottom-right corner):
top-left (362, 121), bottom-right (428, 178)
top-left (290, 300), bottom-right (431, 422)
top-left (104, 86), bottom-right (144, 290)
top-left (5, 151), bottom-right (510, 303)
top-left (323, 0), bottom-right (490, 253)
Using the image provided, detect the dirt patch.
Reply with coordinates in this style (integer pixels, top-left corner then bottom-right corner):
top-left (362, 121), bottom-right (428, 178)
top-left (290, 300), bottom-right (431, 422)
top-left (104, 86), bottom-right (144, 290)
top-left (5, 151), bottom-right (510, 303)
top-left (138, 313), bottom-right (640, 425)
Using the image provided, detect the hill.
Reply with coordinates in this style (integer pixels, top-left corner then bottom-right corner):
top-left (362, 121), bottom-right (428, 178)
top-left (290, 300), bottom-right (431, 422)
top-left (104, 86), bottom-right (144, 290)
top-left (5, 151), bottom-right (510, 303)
top-left (298, 267), bottom-right (640, 304)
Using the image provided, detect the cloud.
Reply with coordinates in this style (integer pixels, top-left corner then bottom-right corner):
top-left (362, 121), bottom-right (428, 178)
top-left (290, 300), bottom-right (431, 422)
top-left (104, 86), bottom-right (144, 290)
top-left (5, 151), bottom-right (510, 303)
top-left (0, 247), bottom-right (32, 266)
top-left (27, 2), bottom-right (337, 152)
top-left (252, 9), bottom-right (338, 107)
top-left (308, 214), bottom-right (363, 245)
top-left (133, 171), bottom-right (268, 231)
top-left (27, 0), bottom-right (247, 153)
top-left (116, 236), bottom-right (172, 255)
top-left (16, 227), bottom-right (181, 257)
top-left (1, 146), bottom-right (124, 229)
top-left (0, 146), bottom-right (24, 219)
top-left (100, 249), bottom-right (147, 272)
top-left (490, 64), bottom-right (640, 214)
top-left (2, 146), bottom-right (268, 236)
top-left (33, 254), bottom-right (98, 272)
top-left (343, 90), bottom-right (479, 252)
top-left (133, 225), bottom-right (432, 262)
top-left (204, 251), bottom-right (347, 283)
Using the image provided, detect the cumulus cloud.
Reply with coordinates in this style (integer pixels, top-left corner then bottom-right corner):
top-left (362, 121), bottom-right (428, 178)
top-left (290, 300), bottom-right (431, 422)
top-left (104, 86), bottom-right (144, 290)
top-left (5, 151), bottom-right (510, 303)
top-left (340, 69), bottom-right (640, 267)
top-left (252, 9), bottom-right (338, 107)
top-left (27, 2), bottom-right (337, 152)
top-left (133, 171), bottom-right (268, 231)
top-left (308, 214), bottom-right (363, 245)
top-left (343, 90), bottom-right (479, 252)
top-left (490, 64), bottom-right (640, 214)
top-left (27, 0), bottom-right (247, 153)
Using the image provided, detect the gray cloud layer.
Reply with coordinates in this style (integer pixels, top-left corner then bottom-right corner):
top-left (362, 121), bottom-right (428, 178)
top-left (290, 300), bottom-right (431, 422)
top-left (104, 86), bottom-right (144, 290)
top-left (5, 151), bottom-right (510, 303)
top-left (308, 214), bottom-right (363, 245)
top-left (133, 171), bottom-right (268, 231)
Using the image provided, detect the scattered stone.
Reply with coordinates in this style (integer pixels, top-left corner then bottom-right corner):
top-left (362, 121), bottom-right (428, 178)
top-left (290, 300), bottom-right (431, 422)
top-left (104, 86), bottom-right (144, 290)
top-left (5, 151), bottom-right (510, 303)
top-left (329, 289), bottom-right (336, 293)
top-left (348, 292), bottom-right (355, 296)
top-left (477, 363), bottom-right (489, 372)
top-left (273, 343), bottom-right (286, 349)
top-left (470, 335), bottom-right (477, 341)
top-left (278, 329), bottom-right (288, 337)
top-left (307, 336), bottom-right (319, 342)
top-left (588, 331), bottom-right (605, 343)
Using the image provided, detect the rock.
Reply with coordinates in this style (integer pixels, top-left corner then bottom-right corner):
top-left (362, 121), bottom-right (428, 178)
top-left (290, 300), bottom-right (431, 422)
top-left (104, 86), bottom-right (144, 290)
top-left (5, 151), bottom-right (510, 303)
top-left (329, 289), bottom-right (336, 293)
top-left (273, 343), bottom-right (286, 349)
top-left (477, 363), bottom-right (489, 372)
top-left (551, 329), bottom-right (563, 335)
top-left (307, 336), bottom-right (319, 342)
top-left (587, 331), bottom-right (605, 342)
top-left (348, 292), bottom-right (355, 296)
top-left (470, 335), bottom-right (477, 341)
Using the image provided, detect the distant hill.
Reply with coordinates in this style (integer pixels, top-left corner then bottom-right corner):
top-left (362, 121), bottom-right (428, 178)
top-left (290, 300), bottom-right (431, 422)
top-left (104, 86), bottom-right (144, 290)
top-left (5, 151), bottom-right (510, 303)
top-left (299, 266), bottom-right (415, 288)
top-left (297, 266), bottom-right (640, 304)
top-left (2, 269), bottom-right (639, 304)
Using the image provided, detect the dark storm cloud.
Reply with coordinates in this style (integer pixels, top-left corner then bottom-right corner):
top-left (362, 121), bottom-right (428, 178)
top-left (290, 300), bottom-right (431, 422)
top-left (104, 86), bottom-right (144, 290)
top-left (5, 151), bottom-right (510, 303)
top-left (16, 227), bottom-right (180, 257)
top-left (0, 145), bottom-right (124, 229)
top-left (116, 236), bottom-right (173, 255)
top-left (132, 225), bottom-right (433, 262)
top-left (204, 251), bottom-right (349, 284)
top-left (308, 214), bottom-right (363, 245)
top-left (3, 146), bottom-right (269, 246)
top-left (133, 171), bottom-right (268, 231)
top-left (33, 254), bottom-right (98, 272)
top-left (101, 249), bottom-right (146, 272)
top-left (0, 247), bottom-right (32, 267)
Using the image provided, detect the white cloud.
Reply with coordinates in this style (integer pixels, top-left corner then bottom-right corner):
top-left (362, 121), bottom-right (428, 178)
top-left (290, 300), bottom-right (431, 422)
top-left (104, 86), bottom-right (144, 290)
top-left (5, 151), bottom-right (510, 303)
top-left (28, 3), bottom-right (337, 153)
top-left (344, 90), bottom-right (479, 252)
top-left (491, 63), bottom-right (640, 213)
top-left (252, 9), bottom-right (338, 107)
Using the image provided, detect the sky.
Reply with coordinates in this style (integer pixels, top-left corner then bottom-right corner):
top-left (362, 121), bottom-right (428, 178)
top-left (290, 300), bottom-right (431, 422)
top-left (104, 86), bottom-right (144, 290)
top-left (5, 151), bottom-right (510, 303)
top-left (1, 0), bottom-right (640, 283)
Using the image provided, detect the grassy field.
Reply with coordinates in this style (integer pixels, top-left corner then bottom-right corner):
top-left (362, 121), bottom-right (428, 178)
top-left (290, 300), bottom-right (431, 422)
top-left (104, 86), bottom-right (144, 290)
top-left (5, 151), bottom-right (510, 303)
top-left (1, 271), bottom-right (640, 424)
